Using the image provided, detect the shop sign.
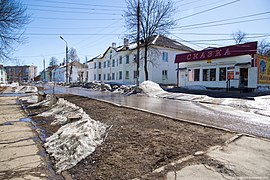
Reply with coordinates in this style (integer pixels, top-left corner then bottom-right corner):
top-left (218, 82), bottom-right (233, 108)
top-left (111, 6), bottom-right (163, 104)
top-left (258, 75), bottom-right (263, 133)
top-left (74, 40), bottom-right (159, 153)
top-left (175, 42), bottom-right (257, 63)
top-left (256, 54), bottom-right (270, 84)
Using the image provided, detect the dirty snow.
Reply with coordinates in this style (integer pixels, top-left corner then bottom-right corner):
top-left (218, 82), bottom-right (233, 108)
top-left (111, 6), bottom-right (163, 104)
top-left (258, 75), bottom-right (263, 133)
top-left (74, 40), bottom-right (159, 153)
top-left (15, 86), bottom-right (38, 93)
top-left (139, 81), bottom-right (270, 119)
top-left (39, 98), bottom-right (109, 173)
top-left (139, 80), bottom-right (168, 97)
top-left (19, 94), bottom-right (39, 103)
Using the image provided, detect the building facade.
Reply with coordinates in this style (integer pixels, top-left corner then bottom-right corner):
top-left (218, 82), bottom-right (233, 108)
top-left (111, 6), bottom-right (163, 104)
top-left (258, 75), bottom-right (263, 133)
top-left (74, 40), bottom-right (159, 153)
top-left (4, 65), bottom-right (37, 83)
top-left (0, 65), bottom-right (7, 84)
top-left (88, 35), bottom-right (194, 85)
top-left (175, 42), bottom-right (270, 89)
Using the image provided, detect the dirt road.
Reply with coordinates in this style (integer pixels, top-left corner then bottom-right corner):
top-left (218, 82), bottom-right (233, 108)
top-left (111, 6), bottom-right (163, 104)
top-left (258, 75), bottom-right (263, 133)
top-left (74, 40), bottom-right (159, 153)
top-left (27, 94), bottom-right (234, 179)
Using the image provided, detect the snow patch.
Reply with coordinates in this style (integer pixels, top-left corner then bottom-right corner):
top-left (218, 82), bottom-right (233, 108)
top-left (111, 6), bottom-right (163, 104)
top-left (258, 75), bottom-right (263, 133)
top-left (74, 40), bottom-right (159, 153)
top-left (15, 86), bottom-right (38, 93)
top-left (45, 118), bottom-right (108, 173)
top-left (39, 98), bottom-right (109, 173)
top-left (139, 80), bottom-right (167, 97)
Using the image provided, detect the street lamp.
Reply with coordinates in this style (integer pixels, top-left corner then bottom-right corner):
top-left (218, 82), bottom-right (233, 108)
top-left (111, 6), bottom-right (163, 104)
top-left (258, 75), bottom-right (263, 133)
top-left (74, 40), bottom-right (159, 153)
top-left (60, 36), bottom-right (69, 83)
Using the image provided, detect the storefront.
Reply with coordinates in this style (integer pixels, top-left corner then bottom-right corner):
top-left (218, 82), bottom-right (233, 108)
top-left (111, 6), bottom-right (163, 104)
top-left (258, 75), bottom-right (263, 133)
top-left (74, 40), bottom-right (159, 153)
top-left (174, 42), bottom-right (269, 90)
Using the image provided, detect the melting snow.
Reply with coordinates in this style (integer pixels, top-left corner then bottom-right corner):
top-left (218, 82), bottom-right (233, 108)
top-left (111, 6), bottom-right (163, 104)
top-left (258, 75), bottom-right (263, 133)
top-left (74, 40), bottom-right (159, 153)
top-left (39, 98), bottom-right (109, 173)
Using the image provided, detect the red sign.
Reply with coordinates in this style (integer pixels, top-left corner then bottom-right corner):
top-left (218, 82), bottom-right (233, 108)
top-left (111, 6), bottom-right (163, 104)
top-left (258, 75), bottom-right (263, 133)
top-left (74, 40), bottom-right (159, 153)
top-left (175, 42), bottom-right (257, 63)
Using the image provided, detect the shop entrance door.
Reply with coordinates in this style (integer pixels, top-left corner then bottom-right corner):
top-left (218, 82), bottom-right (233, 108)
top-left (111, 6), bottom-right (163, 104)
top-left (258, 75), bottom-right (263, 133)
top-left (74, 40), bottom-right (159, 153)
top-left (239, 68), bottom-right (248, 87)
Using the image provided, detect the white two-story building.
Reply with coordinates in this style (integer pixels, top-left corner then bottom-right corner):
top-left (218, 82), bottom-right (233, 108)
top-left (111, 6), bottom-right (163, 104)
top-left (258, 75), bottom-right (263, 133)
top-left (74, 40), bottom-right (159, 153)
top-left (88, 35), bottom-right (194, 85)
top-left (0, 65), bottom-right (7, 84)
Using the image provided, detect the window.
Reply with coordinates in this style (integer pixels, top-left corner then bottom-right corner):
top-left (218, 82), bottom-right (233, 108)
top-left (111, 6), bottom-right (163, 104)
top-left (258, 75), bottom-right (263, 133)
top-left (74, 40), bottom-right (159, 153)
top-left (194, 69), bottom-right (200, 81)
top-left (119, 56), bottom-right (122, 64)
top-left (203, 68), bottom-right (216, 81)
top-left (162, 52), bottom-right (168, 62)
top-left (98, 62), bottom-right (101, 69)
top-left (227, 67), bottom-right (234, 80)
top-left (98, 74), bottom-right (101, 80)
top-left (103, 74), bottom-right (106, 80)
top-left (112, 73), bottom-right (115, 80)
top-left (110, 54), bottom-right (112, 60)
top-left (125, 71), bottom-right (129, 79)
top-left (94, 62), bottom-right (96, 69)
top-left (107, 73), bottom-right (110, 80)
top-left (112, 59), bottom-right (115, 67)
top-left (94, 74), bottom-right (96, 80)
top-left (219, 67), bottom-right (226, 81)
top-left (126, 55), bottom-right (129, 64)
top-left (162, 70), bottom-right (168, 79)
top-left (133, 71), bottom-right (138, 79)
top-left (103, 62), bottom-right (106, 68)
top-left (107, 60), bottom-right (110, 67)
top-left (119, 71), bottom-right (122, 80)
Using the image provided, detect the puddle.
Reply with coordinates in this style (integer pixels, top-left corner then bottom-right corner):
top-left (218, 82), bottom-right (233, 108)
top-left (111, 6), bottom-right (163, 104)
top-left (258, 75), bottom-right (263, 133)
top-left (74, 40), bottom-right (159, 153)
top-left (0, 117), bottom-right (32, 126)
top-left (19, 117), bottom-right (32, 122)
top-left (1, 121), bottom-right (14, 125)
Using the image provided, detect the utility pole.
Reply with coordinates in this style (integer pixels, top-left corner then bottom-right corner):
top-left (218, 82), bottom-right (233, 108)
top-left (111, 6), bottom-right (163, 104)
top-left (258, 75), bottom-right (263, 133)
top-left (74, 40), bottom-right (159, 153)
top-left (43, 58), bottom-right (46, 82)
top-left (136, 0), bottom-right (140, 88)
top-left (60, 36), bottom-right (69, 83)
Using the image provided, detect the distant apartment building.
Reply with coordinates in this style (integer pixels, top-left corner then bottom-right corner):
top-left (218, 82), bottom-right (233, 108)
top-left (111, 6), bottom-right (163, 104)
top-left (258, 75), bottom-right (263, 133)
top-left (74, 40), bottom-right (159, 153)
top-left (87, 35), bottom-right (194, 85)
top-left (4, 65), bottom-right (37, 83)
top-left (51, 61), bottom-right (88, 83)
top-left (0, 65), bottom-right (7, 84)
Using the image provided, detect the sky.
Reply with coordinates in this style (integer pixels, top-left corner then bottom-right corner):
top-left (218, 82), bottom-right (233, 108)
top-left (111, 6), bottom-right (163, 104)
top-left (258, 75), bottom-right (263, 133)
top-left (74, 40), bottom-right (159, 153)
top-left (3, 0), bottom-right (270, 73)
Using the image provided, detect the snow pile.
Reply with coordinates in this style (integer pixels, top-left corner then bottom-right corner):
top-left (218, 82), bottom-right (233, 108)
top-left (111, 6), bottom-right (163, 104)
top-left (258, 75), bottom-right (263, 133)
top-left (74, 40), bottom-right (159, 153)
top-left (19, 94), bottom-right (39, 103)
top-left (139, 80), bottom-right (167, 97)
top-left (45, 118), bottom-right (108, 173)
top-left (112, 85), bottom-right (136, 95)
top-left (247, 95), bottom-right (270, 116)
top-left (15, 86), bottom-right (38, 93)
top-left (38, 98), bottom-right (83, 125)
top-left (40, 98), bottom-right (109, 173)
top-left (83, 81), bottom-right (112, 91)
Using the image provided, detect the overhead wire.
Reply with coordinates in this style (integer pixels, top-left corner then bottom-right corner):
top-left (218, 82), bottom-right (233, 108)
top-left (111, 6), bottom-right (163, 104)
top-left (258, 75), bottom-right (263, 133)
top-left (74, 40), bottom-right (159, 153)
top-left (175, 0), bottom-right (240, 21)
top-left (29, 0), bottom-right (125, 9)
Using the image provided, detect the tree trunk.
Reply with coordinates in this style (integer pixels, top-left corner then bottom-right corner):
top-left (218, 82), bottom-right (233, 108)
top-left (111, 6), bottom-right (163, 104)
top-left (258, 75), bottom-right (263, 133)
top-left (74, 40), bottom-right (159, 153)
top-left (144, 44), bottom-right (149, 81)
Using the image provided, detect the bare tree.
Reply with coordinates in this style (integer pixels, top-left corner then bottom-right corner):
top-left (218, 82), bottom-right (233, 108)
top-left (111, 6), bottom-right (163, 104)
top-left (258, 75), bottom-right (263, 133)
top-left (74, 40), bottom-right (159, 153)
top-left (49, 56), bottom-right (58, 67)
top-left (48, 57), bottom-right (58, 81)
top-left (232, 30), bottom-right (247, 44)
top-left (124, 0), bottom-right (176, 80)
top-left (68, 48), bottom-right (80, 82)
top-left (0, 0), bottom-right (30, 62)
top-left (258, 39), bottom-right (270, 57)
top-left (69, 48), bottom-right (79, 62)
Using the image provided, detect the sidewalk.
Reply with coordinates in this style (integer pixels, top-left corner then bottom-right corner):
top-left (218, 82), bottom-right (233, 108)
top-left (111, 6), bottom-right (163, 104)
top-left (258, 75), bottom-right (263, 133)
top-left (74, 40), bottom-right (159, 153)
top-left (0, 96), bottom-right (47, 179)
top-left (165, 135), bottom-right (270, 180)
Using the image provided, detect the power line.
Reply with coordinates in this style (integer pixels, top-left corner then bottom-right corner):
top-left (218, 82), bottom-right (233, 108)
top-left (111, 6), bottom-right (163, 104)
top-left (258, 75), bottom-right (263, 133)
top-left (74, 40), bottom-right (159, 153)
top-left (179, 0), bottom-right (229, 12)
top-left (179, 35), bottom-right (270, 42)
top-left (26, 4), bottom-right (121, 12)
top-left (29, 0), bottom-right (125, 9)
top-left (174, 11), bottom-right (270, 29)
top-left (27, 26), bottom-right (122, 30)
top-left (24, 33), bottom-right (123, 36)
top-left (32, 16), bottom-right (122, 21)
top-left (176, 0), bottom-right (204, 7)
top-left (176, 17), bottom-right (270, 30)
top-left (29, 8), bottom-right (122, 15)
top-left (176, 0), bottom-right (240, 21)
top-left (171, 32), bottom-right (270, 36)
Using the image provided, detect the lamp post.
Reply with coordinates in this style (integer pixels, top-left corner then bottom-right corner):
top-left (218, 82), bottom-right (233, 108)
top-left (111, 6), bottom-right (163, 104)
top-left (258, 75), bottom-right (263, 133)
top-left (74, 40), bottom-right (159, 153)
top-left (60, 36), bottom-right (69, 83)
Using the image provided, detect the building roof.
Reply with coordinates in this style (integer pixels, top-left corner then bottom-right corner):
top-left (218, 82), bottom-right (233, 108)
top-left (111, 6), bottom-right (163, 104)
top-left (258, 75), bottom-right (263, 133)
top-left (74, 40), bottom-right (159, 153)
top-left (88, 35), bottom-right (194, 62)
top-left (148, 34), bottom-right (195, 52)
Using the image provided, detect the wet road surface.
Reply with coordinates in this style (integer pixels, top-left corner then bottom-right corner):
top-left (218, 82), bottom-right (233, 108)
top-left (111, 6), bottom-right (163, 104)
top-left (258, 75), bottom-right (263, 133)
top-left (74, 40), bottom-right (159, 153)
top-left (44, 85), bottom-right (270, 139)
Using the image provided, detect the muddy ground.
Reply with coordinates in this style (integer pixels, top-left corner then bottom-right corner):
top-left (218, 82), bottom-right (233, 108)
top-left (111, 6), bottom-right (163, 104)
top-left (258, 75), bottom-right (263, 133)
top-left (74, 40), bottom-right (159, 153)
top-left (25, 94), bottom-right (234, 180)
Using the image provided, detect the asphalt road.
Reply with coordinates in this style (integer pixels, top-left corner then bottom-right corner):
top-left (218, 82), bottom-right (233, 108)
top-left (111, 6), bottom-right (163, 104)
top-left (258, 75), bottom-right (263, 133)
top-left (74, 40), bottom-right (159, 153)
top-left (43, 85), bottom-right (270, 139)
